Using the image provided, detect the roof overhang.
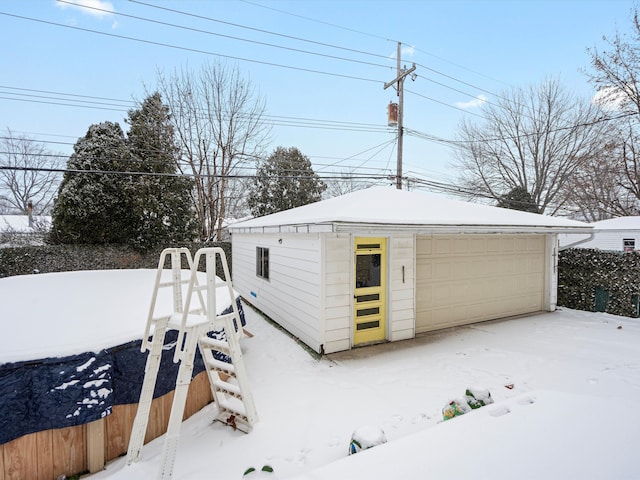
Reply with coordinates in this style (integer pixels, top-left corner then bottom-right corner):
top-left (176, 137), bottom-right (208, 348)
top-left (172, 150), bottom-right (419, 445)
top-left (229, 221), bottom-right (594, 236)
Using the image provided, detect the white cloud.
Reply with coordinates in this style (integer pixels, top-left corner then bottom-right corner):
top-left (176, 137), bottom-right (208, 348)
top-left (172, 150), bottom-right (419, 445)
top-left (401, 45), bottom-right (415, 58)
top-left (55, 0), bottom-right (115, 19)
top-left (455, 94), bottom-right (487, 109)
top-left (387, 44), bottom-right (416, 60)
top-left (592, 85), bottom-right (629, 111)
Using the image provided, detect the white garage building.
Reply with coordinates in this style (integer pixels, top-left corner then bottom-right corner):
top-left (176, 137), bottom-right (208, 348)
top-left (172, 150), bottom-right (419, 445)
top-left (229, 187), bottom-right (592, 354)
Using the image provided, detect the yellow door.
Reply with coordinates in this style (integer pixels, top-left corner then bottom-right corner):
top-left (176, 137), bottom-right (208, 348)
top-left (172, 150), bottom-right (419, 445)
top-left (353, 237), bottom-right (387, 345)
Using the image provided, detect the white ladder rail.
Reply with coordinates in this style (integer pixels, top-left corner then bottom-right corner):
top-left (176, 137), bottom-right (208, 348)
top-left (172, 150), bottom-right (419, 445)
top-left (128, 248), bottom-right (193, 464)
top-left (127, 247), bottom-right (257, 480)
top-left (199, 313), bottom-right (258, 432)
top-left (159, 318), bottom-right (201, 479)
top-left (140, 248), bottom-right (192, 352)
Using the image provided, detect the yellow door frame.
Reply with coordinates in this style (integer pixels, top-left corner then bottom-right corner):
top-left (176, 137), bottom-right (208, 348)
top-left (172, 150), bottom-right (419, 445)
top-left (353, 237), bottom-right (387, 345)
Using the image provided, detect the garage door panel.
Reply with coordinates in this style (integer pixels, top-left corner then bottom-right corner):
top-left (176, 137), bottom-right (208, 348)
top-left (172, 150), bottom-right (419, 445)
top-left (451, 261), bottom-right (469, 277)
top-left (432, 284), bottom-right (456, 307)
top-left (454, 238), bottom-right (469, 254)
top-left (528, 236), bottom-right (545, 252)
top-left (434, 238), bottom-right (451, 254)
top-left (416, 234), bottom-right (545, 334)
top-left (528, 256), bottom-right (544, 273)
top-left (486, 238), bottom-right (501, 252)
top-left (420, 262), bottom-right (433, 281)
top-left (434, 262), bottom-right (452, 279)
top-left (505, 237), bottom-right (518, 251)
top-left (469, 259), bottom-right (486, 277)
top-left (470, 238), bottom-right (486, 253)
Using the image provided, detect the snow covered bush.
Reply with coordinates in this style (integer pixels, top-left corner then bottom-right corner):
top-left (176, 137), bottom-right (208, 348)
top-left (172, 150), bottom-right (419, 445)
top-left (465, 387), bottom-right (494, 409)
top-left (443, 387), bottom-right (494, 420)
top-left (558, 248), bottom-right (640, 318)
top-left (442, 397), bottom-right (471, 421)
top-left (348, 425), bottom-right (387, 455)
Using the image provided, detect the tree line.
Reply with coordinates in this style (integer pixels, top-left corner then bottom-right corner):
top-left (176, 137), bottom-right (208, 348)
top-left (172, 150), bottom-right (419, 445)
top-left (453, 7), bottom-right (640, 219)
top-left (1, 61), bottom-right (327, 250)
top-left (4, 7), bottom-right (640, 247)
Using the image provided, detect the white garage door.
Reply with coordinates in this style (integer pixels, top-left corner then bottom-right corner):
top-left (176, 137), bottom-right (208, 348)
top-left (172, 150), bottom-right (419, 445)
top-left (416, 235), bottom-right (545, 334)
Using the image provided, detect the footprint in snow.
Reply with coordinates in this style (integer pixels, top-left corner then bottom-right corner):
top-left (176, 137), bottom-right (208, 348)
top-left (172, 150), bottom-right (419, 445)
top-left (488, 405), bottom-right (511, 417)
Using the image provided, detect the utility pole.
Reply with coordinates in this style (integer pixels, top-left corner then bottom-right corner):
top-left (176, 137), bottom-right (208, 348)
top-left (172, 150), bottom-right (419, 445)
top-left (384, 42), bottom-right (416, 190)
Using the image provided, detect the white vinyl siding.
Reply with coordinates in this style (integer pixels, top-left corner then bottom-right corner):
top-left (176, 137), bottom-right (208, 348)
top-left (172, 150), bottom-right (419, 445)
top-left (322, 234), bottom-right (351, 354)
top-left (389, 234), bottom-right (415, 342)
top-left (232, 233), bottom-right (324, 352)
top-left (416, 235), bottom-right (545, 334)
top-left (572, 231), bottom-right (640, 252)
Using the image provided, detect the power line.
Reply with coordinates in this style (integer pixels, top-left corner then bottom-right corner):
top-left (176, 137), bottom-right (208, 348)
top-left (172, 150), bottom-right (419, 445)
top-left (0, 164), bottom-right (393, 182)
top-left (0, 12), bottom-right (383, 85)
top-left (0, 146), bottom-right (401, 177)
top-left (131, 0), bottom-right (394, 59)
top-left (57, 1), bottom-right (513, 118)
top-left (405, 88), bottom-right (486, 119)
top-left (238, 0), bottom-right (395, 43)
top-left (0, 85), bottom-right (134, 106)
top-left (130, 0), bottom-right (518, 122)
top-left (58, 0), bottom-right (393, 71)
top-left (0, 85), bottom-right (393, 134)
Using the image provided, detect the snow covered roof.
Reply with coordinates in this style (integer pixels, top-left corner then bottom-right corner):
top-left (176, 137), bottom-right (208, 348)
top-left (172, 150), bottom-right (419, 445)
top-left (591, 216), bottom-right (640, 230)
top-left (0, 215), bottom-right (51, 232)
top-left (230, 187), bottom-right (592, 234)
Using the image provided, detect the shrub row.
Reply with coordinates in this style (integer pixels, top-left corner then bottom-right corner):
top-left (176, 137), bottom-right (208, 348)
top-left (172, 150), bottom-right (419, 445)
top-left (558, 248), bottom-right (640, 318)
top-left (0, 242), bottom-right (232, 279)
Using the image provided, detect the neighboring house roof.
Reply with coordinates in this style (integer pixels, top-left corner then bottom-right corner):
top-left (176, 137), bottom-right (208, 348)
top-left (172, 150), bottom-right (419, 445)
top-left (0, 215), bottom-right (51, 232)
top-left (591, 216), bottom-right (640, 230)
top-left (230, 186), bottom-right (592, 234)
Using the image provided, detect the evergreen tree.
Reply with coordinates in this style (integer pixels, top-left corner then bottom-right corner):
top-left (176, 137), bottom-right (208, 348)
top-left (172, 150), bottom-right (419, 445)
top-left (248, 147), bottom-right (326, 217)
top-left (126, 92), bottom-right (197, 249)
top-left (51, 121), bottom-right (136, 244)
top-left (496, 187), bottom-right (541, 213)
top-left (51, 94), bottom-right (197, 249)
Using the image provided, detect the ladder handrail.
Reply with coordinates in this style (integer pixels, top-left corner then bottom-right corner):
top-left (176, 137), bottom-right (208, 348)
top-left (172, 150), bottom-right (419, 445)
top-left (129, 246), bottom-right (256, 480)
top-left (141, 248), bottom-right (193, 353)
top-left (173, 247), bottom-right (231, 363)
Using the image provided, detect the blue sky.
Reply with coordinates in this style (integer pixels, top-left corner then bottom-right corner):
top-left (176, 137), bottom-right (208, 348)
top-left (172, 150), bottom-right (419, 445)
top-left (0, 0), bottom-right (636, 192)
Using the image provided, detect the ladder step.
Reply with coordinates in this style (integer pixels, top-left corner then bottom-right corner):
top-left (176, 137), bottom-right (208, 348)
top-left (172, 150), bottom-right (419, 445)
top-left (212, 377), bottom-right (241, 396)
top-left (217, 395), bottom-right (247, 417)
top-left (193, 281), bottom-right (226, 292)
top-left (158, 279), bottom-right (189, 288)
top-left (206, 357), bottom-right (236, 374)
top-left (199, 336), bottom-right (230, 352)
top-left (216, 409), bottom-right (252, 433)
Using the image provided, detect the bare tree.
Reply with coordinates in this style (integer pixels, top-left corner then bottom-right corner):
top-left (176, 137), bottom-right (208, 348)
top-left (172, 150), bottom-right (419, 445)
top-left (452, 77), bottom-right (610, 215)
top-left (155, 61), bottom-right (270, 240)
top-left (323, 169), bottom-right (372, 199)
top-left (564, 137), bottom-right (639, 221)
top-left (0, 128), bottom-right (62, 214)
top-left (585, 7), bottom-right (640, 215)
top-left (586, 6), bottom-right (640, 117)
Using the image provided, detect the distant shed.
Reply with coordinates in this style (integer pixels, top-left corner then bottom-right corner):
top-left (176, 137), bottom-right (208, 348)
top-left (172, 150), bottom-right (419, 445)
top-left (229, 187), bottom-right (592, 354)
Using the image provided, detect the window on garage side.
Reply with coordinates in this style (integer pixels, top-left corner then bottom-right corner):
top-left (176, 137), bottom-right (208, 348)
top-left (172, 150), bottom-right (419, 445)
top-left (623, 238), bottom-right (635, 252)
top-left (256, 247), bottom-right (269, 279)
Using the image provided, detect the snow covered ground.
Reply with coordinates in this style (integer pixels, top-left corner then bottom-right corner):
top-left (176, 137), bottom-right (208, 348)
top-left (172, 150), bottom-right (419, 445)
top-left (2, 270), bottom-right (639, 479)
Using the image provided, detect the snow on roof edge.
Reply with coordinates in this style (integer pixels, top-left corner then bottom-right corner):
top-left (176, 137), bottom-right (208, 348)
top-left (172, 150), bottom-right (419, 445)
top-left (231, 187), bottom-right (591, 232)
